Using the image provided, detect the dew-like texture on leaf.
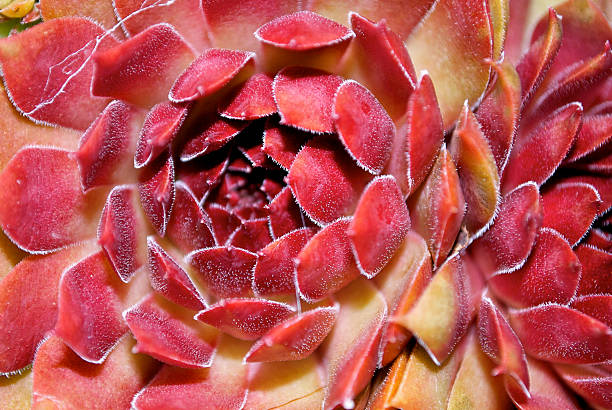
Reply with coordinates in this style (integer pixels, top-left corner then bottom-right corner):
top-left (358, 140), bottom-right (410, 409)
top-left (229, 218), bottom-right (272, 252)
top-left (267, 186), bottom-right (307, 238)
top-left (195, 298), bottom-right (295, 340)
top-left (169, 48), bottom-right (255, 103)
top-left (138, 153), bottom-right (175, 236)
top-left (0, 17), bottom-right (116, 130)
top-left (92, 23), bottom-right (195, 108)
top-left (296, 218), bottom-right (360, 302)
top-left (575, 244), bottom-right (612, 296)
top-left (180, 116), bottom-right (248, 161)
top-left (219, 73), bottom-right (277, 120)
top-left (124, 294), bottom-right (217, 368)
top-left (349, 175), bottom-right (410, 278)
top-left (0, 147), bottom-right (104, 253)
top-left (262, 121), bottom-right (310, 171)
top-left (187, 246), bottom-right (257, 298)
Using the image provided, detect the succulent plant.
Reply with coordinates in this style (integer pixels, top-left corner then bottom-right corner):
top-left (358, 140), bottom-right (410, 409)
top-left (0, 0), bottom-right (610, 409)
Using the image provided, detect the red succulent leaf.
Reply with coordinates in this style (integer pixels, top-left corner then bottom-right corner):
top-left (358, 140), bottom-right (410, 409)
top-left (571, 294), bottom-right (612, 328)
top-left (134, 102), bottom-right (189, 168)
top-left (176, 152), bottom-right (228, 201)
top-left (205, 204), bottom-right (241, 245)
top-left (255, 10), bottom-right (354, 51)
top-left (98, 185), bottom-right (147, 283)
top-left (124, 294), bottom-right (218, 368)
top-left (147, 236), bottom-right (206, 311)
top-left (349, 175), bottom-right (410, 277)
top-left (0, 147), bottom-right (105, 254)
top-left (266, 186), bottom-right (306, 238)
top-left (114, 0), bottom-right (210, 51)
top-left (77, 100), bottom-right (144, 191)
top-left (408, 147), bottom-right (465, 268)
top-left (218, 73), bottom-right (277, 120)
top-left (253, 227), bottom-right (315, 297)
top-left (288, 136), bottom-right (370, 225)
top-left (575, 244), bottom-right (612, 296)
top-left (138, 153), bottom-right (175, 236)
top-left (373, 231), bottom-right (432, 366)
top-left (195, 298), bottom-right (295, 340)
top-left (0, 240), bottom-right (97, 374)
top-left (321, 278), bottom-right (387, 410)
top-left (509, 304), bottom-right (612, 365)
top-left (273, 66), bottom-right (343, 133)
top-left (565, 114), bottom-right (612, 163)
top-left (187, 246), bottom-right (257, 298)
top-left (296, 217), bottom-right (360, 302)
top-left (92, 23), bottom-right (196, 107)
top-left (40, 0), bottom-right (120, 33)
top-left (347, 12), bottom-right (415, 120)
top-left (238, 136), bottom-right (277, 170)
top-left (553, 363), bottom-right (612, 410)
top-left (262, 121), bottom-right (310, 171)
top-left (180, 116), bottom-right (248, 161)
top-left (229, 218), bottom-right (273, 252)
top-left (450, 104), bottom-right (500, 236)
top-left (245, 304), bottom-right (338, 362)
top-left (333, 80), bottom-right (395, 174)
top-left (584, 228), bottom-right (612, 252)
top-left (562, 174), bottom-right (612, 214)
top-left (32, 335), bottom-right (158, 409)
top-left (570, 140), bottom-right (612, 174)
top-left (169, 48), bottom-right (255, 103)
top-left (478, 296), bottom-right (530, 403)
top-left (0, 17), bottom-right (116, 130)
top-left (541, 182), bottom-right (602, 246)
top-left (489, 228), bottom-right (581, 308)
top-left (260, 178), bottom-right (284, 200)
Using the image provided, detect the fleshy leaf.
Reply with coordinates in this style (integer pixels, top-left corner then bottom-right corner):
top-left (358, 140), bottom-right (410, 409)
top-left (348, 175), bottom-right (410, 278)
top-left (40, 0), bottom-right (119, 32)
top-left (92, 23), bottom-right (196, 107)
top-left (565, 114), bottom-right (612, 163)
top-left (180, 116), bottom-right (248, 161)
top-left (584, 228), bottom-right (612, 252)
top-left (195, 298), bottom-right (295, 340)
top-left (138, 153), bottom-right (175, 236)
top-left (267, 186), bottom-right (306, 238)
top-left (553, 362), bottom-right (612, 410)
top-left (176, 152), bottom-right (228, 201)
top-left (575, 244), bottom-right (612, 296)
top-left (124, 294), bottom-right (217, 368)
top-left (571, 294), bottom-right (612, 328)
top-left (205, 204), bottom-right (241, 245)
top-left (219, 73), bottom-right (276, 120)
top-left (262, 121), bottom-right (311, 171)
top-left (229, 218), bottom-right (272, 252)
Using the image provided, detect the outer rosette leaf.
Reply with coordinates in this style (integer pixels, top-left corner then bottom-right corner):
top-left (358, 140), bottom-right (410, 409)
top-left (40, 0), bottom-right (119, 33)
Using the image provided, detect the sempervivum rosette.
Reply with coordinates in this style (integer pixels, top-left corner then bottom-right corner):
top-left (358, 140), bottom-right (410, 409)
top-left (0, 0), bottom-right (610, 409)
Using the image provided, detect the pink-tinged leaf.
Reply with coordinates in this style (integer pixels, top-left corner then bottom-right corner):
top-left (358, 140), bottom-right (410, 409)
top-left (255, 10), bottom-right (354, 50)
top-left (245, 305), bottom-right (338, 362)
top-left (0, 147), bottom-right (105, 253)
top-left (262, 121), bottom-right (310, 171)
top-left (176, 152), bottom-right (228, 201)
top-left (541, 182), bottom-right (602, 246)
top-left (124, 294), bottom-right (217, 368)
top-left (205, 204), bottom-right (241, 245)
top-left (575, 244), bottom-right (612, 296)
top-left (516, 9), bottom-right (562, 105)
top-left (147, 236), bottom-right (206, 311)
top-left (476, 59), bottom-right (521, 173)
top-left (267, 186), bottom-right (306, 238)
top-left (408, 147), bottom-right (465, 268)
top-left (40, 0), bottom-right (119, 32)
top-left (469, 182), bottom-right (542, 277)
top-left (32, 335), bottom-right (158, 410)
top-left (349, 175), bottom-right (410, 277)
top-left (169, 48), bottom-right (255, 103)
top-left (132, 335), bottom-right (250, 410)
top-left (585, 228), bottom-right (612, 252)
top-left (0, 241), bottom-right (97, 374)
top-left (502, 102), bottom-right (583, 193)
top-left (138, 153), bottom-right (175, 236)
top-left (202, 0), bottom-right (300, 50)
top-left (166, 182), bottom-right (215, 254)
top-left (562, 174), bottom-right (612, 213)
top-left (195, 298), bottom-right (295, 340)
top-left (273, 67), bottom-right (343, 133)
top-left (373, 231), bottom-right (432, 366)
top-left (553, 363), bottom-right (612, 409)
top-left (307, 0), bottom-right (435, 40)
top-left (219, 73), bottom-right (276, 120)
top-left (571, 294), bottom-right (612, 328)
top-left (187, 246), bottom-right (257, 298)
top-left (489, 228), bottom-right (581, 308)
top-left (253, 228), bottom-right (314, 297)
top-left (405, 0), bottom-right (492, 128)
top-left (0, 17), bottom-right (116, 130)
top-left (76, 100), bottom-right (143, 191)
top-left (388, 74), bottom-right (443, 196)
top-left (509, 304), bottom-right (612, 365)
top-left (333, 80), bottom-right (394, 174)
top-left (92, 23), bottom-right (195, 108)
top-left (229, 218), bottom-right (272, 252)
top-left (396, 253), bottom-right (478, 365)
top-left (114, 0), bottom-right (210, 51)
top-left (134, 102), bottom-right (189, 168)
top-left (321, 278), bottom-right (387, 410)
top-left (180, 116), bottom-right (248, 161)
top-left (478, 296), bottom-right (530, 402)
top-left (296, 218), bottom-right (360, 302)
top-left (347, 13), bottom-right (415, 120)
top-left (450, 104), bottom-right (500, 236)
top-left (288, 136), bottom-right (370, 225)
top-left (565, 114), bottom-right (612, 163)
top-left (98, 185), bottom-right (147, 283)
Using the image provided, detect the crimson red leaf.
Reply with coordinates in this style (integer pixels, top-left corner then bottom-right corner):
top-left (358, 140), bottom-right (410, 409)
top-left (180, 116), bottom-right (248, 161)
top-left (205, 204), bottom-right (241, 245)
top-left (219, 73), bottom-right (276, 120)
top-left (575, 244), bottom-right (612, 296)
top-left (571, 294), bottom-right (612, 328)
top-left (229, 218), bottom-right (272, 252)
top-left (262, 121), bottom-right (310, 171)
top-left (267, 186), bottom-right (306, 238)
top-left (138, 153), bottom-right (175, 236)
